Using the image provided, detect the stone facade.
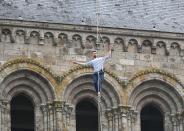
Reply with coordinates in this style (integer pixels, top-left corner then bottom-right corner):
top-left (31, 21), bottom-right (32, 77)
top-left (0, 19), bottom-right (183, 131)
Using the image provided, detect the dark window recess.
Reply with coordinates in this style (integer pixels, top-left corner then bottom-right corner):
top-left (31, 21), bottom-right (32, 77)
top-left (11, 94), bottom-right (34, 131)
top-left (141, 104), bottom-right (164, 131)
top-left (76, 100), bottom-right (98, 131)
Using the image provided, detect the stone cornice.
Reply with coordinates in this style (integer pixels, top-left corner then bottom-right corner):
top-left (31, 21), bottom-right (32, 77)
top-left (0, 19), bottom-right (184, 40)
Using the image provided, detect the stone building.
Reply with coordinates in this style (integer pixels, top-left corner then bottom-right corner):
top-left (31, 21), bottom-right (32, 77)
top-left (0, 0), bottom-right (184, 131)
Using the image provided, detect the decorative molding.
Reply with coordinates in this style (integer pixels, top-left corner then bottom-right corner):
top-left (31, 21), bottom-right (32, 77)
top-left (128, 67), bottom-right (183, 87)
top-left (0, 58), bottom-right (183, 88)
top-left (1, 57), bottom-right (59, 78)
top-left (62, 65), bottom-right (126, 87)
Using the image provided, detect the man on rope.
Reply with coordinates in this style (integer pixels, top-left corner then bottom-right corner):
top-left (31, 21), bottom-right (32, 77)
top-left (73, 46), bottom-right (113, 93)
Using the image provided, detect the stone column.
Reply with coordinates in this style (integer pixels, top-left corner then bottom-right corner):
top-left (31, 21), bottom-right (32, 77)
top-left (105, 109), bottom-right (113, 131)
top-left (40, 104), bottom-right (49, 131)
top-left (164, 112), bottom-right (172, 131)
top-left (169, 112), bottom-right (184, 131)
top-left (0, 101), bottom-right (2, 131)
top-left (53, 101), bottom-right (63, 131)
top-left (129, 109), bottom-right (137, 131)
top-left (118, 106), bottom-right (130, 131)
top-left (35, 105), bottom-right (44, 131)
top-left (62, 102), bottom-right (73, 131)
top-left (182, 112), bottom-right (184, 131)
top-left (112, 107), bottom-right (119, 131)
top-left (175, 112), bottom-right (184, 131)
top-left (46, 103), bottom-right (55, 131)
top-left (48, 103), bottom-right (54, 131)
top-left (0, 101), bottom-right (10, 131)
top-left (127, 110), bottom-right (131, 131)
top-left (51, 101), bottom-right (73, 131)
top-left (170, 114), bottom-right (178, 131)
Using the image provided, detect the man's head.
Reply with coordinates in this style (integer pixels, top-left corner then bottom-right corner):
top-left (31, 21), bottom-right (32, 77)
top-left (92, 50), bottom-right (97, 59)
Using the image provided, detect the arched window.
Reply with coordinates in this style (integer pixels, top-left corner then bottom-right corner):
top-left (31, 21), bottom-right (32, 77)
top-left (11, 94), bottom-right (34, 131)
top-left (76, 100), bottom-right (98, 131)
top-left (141, 104), bottom-right (163, 131)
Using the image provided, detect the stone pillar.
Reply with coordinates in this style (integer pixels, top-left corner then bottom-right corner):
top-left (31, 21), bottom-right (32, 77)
top-left (53, 101), bottom-right (63, 131)
top-left (182, 112), bottom-right (184, 131)
top-left (112, 107), bottom-right (119, 131)
top-left (1, 101), bottom-right (10, 131)
top-left (175, 112), bottom-right (184, 131)
top-left (170, 114), bottom-right (178, 131)
top-left (164, 113), bottom-right (172, 131)
top-left (0, 101), bottom-right (2, 131)
top-left (129, 109), bottom-right (137, 131)
top-left (169, 112), bottom-right (184, 131)
top-left (118, 106), bottom-right (129, 131)
top-left (127, 110), bottom-right (131, 131)
top-left (48, 103), bottom-right (54, 131)
top-left (105, 109), bottom-right (113, 131)
top-left (62, 102), bottom-right (73, 131)
top-left (35, 106), bottom-right (43, 131)
top-left (41, 104), bottom-right (49, 131)
top-left (105, 106), bottom-right (137, 131)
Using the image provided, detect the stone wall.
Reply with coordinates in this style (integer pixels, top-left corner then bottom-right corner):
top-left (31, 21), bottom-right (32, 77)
top-left (0, 19), bottom-right (183, 131)
top-left (0, 19), bottom-right (184, 82)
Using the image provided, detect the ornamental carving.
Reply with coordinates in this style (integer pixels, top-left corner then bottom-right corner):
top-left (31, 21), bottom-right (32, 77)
top-left (1, 29), bottom-right (14, 43)
top-left (114, 37), bottom-right (125, 52)
top-left (129, 67), bottom-right (182, 86)
top-left (127, 39), bottom-right (138, 53)
top-left (142, 40), bottom-right (152, 54)
top-left (156, 41), bottom-right (167, 55)
top-left (85, 35), bottom-right (96, 49)
top-left (58, 33), bottom-right (68, 46)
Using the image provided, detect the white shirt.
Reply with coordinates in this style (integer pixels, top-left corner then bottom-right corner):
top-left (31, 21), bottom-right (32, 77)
top-left (85, 55), bottom-right (110, 72)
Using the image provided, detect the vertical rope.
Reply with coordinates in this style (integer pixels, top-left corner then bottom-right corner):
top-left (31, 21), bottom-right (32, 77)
top-left (96, 0), bottom-right (100, 51)
top-left (96, 0), bottom-right (103, 130)
top-left (97, 72), bottom-right (103, 131)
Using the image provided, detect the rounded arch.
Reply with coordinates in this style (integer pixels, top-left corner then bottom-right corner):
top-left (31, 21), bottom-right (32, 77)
top-left (114, 37), bottom-right (125, 52)
top-left (156, 41), bottom-right (167, 55)
top-left (30, 31), bottom-right (40, 37)
top-left (142, 40), bottom-right (153, 54)
top-left (58, 33), bottom-right (68, 46)
top-left (127, 39), bottom-right (138, 53)
top-left (0, 58), bottom-right (58, 103)
top-left (2, 28), bottom-right (12, 35)
top-left (44, 32), bottom-right (54, 38)
top-left (60, 67), bottom-right (123, 108)
top-left (127, 68), bottom-right (184, 113)
top-left (0, 69), bottom-right (56, 105)
top-left (11, 92), bottom-right (35, 107)
top-left (170, 42), bottom-right (181, 56)
top-left (128, 78), bottom-right (184, 114)
top-left (85, 35), bottom-right (96, 49)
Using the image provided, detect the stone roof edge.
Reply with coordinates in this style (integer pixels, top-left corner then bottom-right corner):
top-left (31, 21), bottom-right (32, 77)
top-left (0, 19), bottom-right (184, 40)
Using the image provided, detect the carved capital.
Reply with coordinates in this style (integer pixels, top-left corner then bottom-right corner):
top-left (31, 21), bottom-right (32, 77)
top-left (40, 104), bottom-right (48, 113)
top-left (105, 109), bottom-right (113, 121)
top-left (118, 105), bottom-right (131, 116)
